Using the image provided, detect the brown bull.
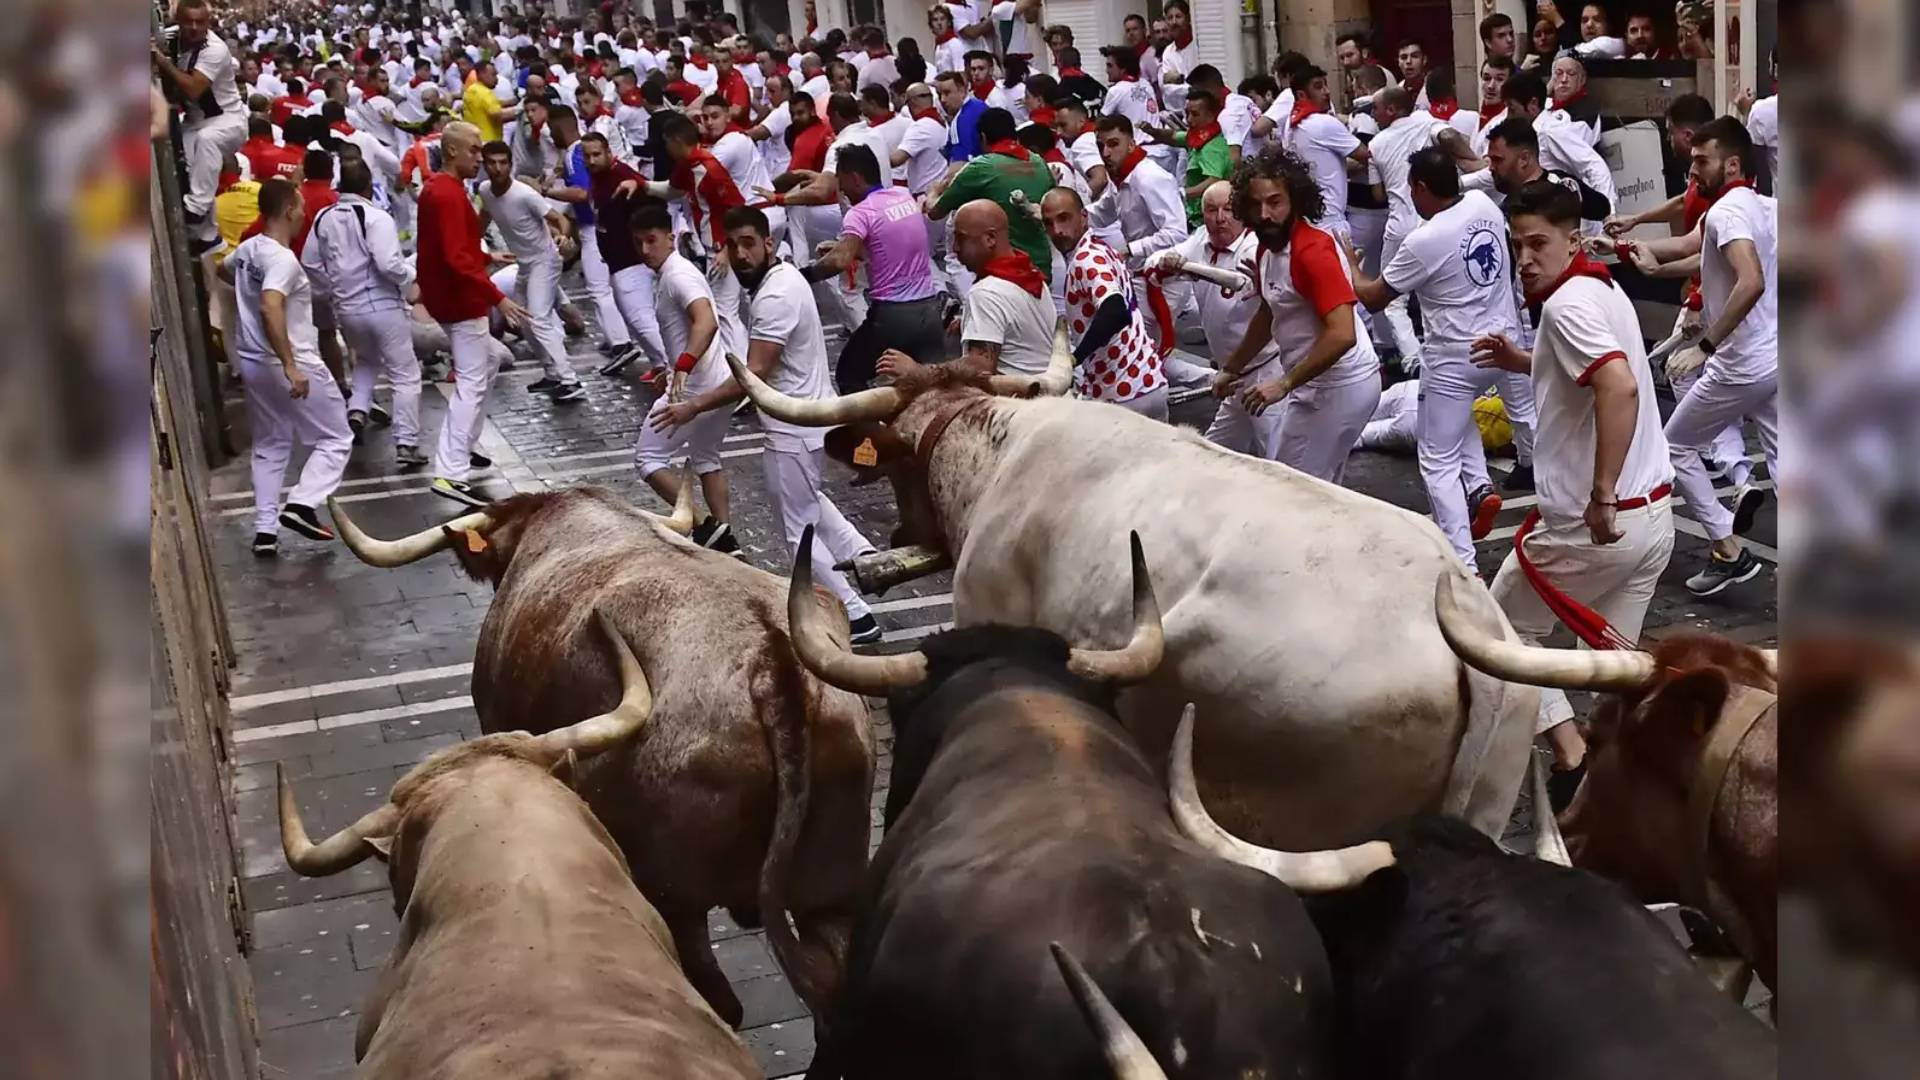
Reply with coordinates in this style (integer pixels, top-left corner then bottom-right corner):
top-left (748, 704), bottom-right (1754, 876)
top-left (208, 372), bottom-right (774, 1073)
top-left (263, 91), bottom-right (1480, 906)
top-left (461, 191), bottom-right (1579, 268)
top-left (328, 482), bottom-right (873, 1029)
top-left (1435, 575), bottom-right (1778, 990)
top-left (277, 614), bottom-right (760, 1078)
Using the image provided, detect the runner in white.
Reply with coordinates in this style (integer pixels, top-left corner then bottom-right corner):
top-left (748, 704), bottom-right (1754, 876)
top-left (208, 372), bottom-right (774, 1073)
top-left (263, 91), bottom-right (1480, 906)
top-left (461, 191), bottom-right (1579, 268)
top-left (1282, 64), bottom-right (1371, 242)
top-left (220, 178), bottom-right (353, 554)
top-left (1362, 86), bottom-right (1451, 368)
top-left (477, 140), bottom-right (587, 401)
top-left (1100, 46), bottom-right (1176, 173)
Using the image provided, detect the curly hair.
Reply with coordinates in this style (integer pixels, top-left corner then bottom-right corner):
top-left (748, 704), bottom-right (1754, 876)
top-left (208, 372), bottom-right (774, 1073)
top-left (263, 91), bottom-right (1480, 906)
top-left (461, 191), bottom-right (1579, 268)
top-left (1230, 146), bottom-right (1324, 236)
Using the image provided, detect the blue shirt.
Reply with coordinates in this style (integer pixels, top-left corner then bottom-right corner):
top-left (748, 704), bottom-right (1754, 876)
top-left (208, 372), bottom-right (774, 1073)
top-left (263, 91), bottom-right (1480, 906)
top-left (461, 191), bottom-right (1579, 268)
top-left (566, 143), bottom-right (595, 226)
top-left (945, 97), bottom-right (987, 164)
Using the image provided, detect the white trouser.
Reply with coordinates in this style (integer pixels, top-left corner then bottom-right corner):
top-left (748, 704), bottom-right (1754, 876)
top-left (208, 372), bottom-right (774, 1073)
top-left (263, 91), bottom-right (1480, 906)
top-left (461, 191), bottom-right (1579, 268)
top-left (1358, 377), bottom-right (1419, 452)
top-left (182, 114), bottom-right (247, 231)
top-left (1274, 376), bottom-right (1380, 484)
top-left (1208, 396), bottom-right (1285, 458)
top-left (577, 227), bottom-right (631, 348)
top-left (610, 263), bottom-right (668, 367)
top-left (763, 444), bottom-right (873, 621)
top-left (512, 255), bottom-right (579, 385)
top-left (431, 318), bottom-right (499, 481)
top-left (237, 357), bottom-right (353, 533)
top-left (339, 307), bottom-right (424, 446)
top-left (390, 190), bottom-right (416, 252)
top-left (1490, 499), bottom-right (1676, 732)
top-left (1349, 207), bottom-right (1389, 342)
top-left (1112, 386), bottom-right (1169, 421)
top-left (1665, 366), bottom-right (1779, 541)
top-left (634, 391), bottom-right (730, 477)
top-left (1377, 232), bottom-right (1423, 365)
top-left (1419, 349), bottom-right (1539, 566)
top-left (1670, 365), bottom-right (1751, 486)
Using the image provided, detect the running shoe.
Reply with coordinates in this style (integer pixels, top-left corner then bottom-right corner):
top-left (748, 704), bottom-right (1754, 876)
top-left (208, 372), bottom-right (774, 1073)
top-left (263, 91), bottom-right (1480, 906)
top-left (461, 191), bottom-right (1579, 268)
top-left (278, 504), bottom-right (336, 542)
top-left (1731, 483), bottom-right (1768, 536)
top-left (1467, 485), bottom-right (1504, 541)
top-left (848, 614), bottom-right (883, 645)
top-left (1685, 548), bottom-right (1763, 597)
top-left (431, 477), bottom-right (490, 509)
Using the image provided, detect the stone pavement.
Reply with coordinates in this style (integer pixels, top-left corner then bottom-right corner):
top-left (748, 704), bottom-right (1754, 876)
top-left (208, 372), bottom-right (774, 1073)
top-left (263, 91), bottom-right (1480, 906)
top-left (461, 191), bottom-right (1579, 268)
top-left (210, 326), bottom-right (1776, 1079)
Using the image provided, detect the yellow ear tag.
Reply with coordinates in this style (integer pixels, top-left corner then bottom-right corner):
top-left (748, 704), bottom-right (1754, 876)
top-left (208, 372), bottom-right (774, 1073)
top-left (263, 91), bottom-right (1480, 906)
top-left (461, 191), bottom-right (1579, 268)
top-left (852, 438), bottom-right (879, 468)
top-left (462, 529), bottom-right (490, 554)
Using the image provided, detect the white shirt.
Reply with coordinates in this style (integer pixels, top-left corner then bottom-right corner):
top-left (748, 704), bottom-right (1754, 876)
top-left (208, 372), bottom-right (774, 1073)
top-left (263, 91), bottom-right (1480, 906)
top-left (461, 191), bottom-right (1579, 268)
top-left (993, 1), bottom-right (1040, 57)
top-left (478, 178), bottom-right (559, 264)
top-left (800, 73), bottom-right (831, 104)
top-left (757, 103), bottom-right (794, 179)
top-left (1368, 112), bottom-right (1451, 244)
top-left (1747, 96), bottom-right (1779, 184)
top-left (1102, 78), bottom-right (1162, 133)
top-left (1261, 89), bottom-right (1295, 148)
top-left (229, 234), bottom-right (322, 369)
top-left (1087, 153), bottom-right (1187, 265)
top-left (1381, 191), bottom-right (1520, 349)
top-left (353, 93), bottom-right (400, 149)
top-left (745, 262), bottom-right (833, 451)
top-left (254, 70), bottom-right (288, 100)
top-left (653, 251), bottom-right (731, 392)
top-left (1285, 112), bottom-right (1362, 232)
top-left (863, 113), bottom-right (909, 184)
top-left (1573, 35), bottom-right (1628, 59)
top-left (1158, 39), bottom-right (1196, 113)
top-left (1530, 275), bottom-right (1674, 526)
top-left (1162, 226), bottom-right (1274, 370)
top-left (684, 61), bottom-right (719, 93)
top-left (858, 54), bottom-right (900, 91)
top-left (963, 275), bottom-right (1057, 376)
top-left (179, 33), bottom-right (243, 124)
top-left (1457, 106), bottom-right (1506, 157)
top-left (934, 36), bottom-right (968, 75)
top-left (711, 130), bottom-right (772, 202)
top-left (340, 127), bottom-right (401, 184)
top-left (1256, 221), bottom-right (1378, 389)
top-left (1219, 92), bottom-right (1259, 153)
top-left (1699, 185), bottom-right (1779, 382)
top-left (302, 194), bottom-right (413, 317)
top-left (1534, 110), bottom-right (1617, 208)
top-left (897, 114), bottom-right (948, 193)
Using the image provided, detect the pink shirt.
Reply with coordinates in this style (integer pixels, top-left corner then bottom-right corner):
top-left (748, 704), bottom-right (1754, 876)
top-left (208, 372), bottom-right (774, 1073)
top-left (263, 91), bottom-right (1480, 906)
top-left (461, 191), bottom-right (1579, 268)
top-left (841, 187), bottom-right (939, 303)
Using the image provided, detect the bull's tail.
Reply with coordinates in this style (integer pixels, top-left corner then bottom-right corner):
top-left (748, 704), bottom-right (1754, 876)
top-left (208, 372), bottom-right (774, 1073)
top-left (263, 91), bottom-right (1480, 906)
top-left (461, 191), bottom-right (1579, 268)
top-left (1439, 568), bottom-right (1539, 838)
top-left (754, 620), bottom-right (834, 1015)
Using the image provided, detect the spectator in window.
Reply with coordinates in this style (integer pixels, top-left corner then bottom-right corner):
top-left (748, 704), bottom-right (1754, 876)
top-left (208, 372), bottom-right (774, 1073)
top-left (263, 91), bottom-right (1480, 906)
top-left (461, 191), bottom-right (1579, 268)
top-left (1524, 18), bottom-right (1561, 70)
top-left (1573, 3), bottom-right (1628, 58)
top-left (1625, 11), bottom-right (1675, 59)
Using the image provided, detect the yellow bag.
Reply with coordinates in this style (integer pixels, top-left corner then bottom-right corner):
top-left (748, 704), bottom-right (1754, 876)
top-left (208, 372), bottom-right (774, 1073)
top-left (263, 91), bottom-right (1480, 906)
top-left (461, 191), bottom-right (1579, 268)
top-left (1474, 394), bottom-right (1513, 451)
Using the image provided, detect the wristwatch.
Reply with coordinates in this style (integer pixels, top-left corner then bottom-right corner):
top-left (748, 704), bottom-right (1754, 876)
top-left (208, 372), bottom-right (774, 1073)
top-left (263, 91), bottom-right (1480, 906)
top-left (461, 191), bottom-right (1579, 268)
top-left (1698, 336), bottom-right (1717, 356)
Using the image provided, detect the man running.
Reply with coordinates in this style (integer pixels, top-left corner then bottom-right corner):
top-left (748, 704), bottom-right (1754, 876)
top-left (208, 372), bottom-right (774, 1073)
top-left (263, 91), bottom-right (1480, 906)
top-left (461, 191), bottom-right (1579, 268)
top-left (478, 140), bottom-right (587, 402)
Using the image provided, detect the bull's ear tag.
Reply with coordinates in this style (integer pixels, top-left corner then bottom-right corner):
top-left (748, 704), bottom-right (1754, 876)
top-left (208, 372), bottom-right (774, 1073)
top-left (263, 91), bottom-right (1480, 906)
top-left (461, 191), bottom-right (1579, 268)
top-left (462, 529), bottom-right (490, 554)
top-left (853, 437), bottom-right (879, 467)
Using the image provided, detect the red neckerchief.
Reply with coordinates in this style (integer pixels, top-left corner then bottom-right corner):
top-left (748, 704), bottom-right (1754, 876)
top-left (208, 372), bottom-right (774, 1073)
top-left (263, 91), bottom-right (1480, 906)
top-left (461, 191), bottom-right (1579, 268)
top-left (868, 47), bottom-right (890, 59)
top-left (936, 29), bottom-right (957, 45)
top-left (331, 120), bottom-right (356, 135)
top-left (580, 103), bottom-right (607, 122)
top-left (1208, 231), bottom-right (1243, 258)
top-left (1477, 106), bottom-right (1503, 131)
top-left (1115, 73), bottom-right (1138, 83)
top-left (1403, 73), bottom-right (1426, 98)
top-left (1525, 250), bottom-right (1614, 306)
top-left (1288, 96), bottom-right (1324, 127)
top-left (1185, 121), bottom-right (1221, 149)
top-left (1042, 147), bottom-right (1066, 165)
top-left (587, 59), bottom-right (605, 79)
top-left (911, 107), bottom-right (941, 123)
top-left (1429, 97), bottom-right (1460, 120)
top-left (1130, 40), bottom-right (1152, 60)
top-left (1173, 29), bottom-right (1194, 49)
top-left (1702, 176), bottom-right (1754, 206)
top-left (666, 80), bottom-right (702, 104)
top-left (972, 79), bottom-right (996, 101)
top-left (979, 249), bottom-right (1047, 297)
top-left (618, 87), bottom-right (643, 107)
top-left (409, 74), bottom-right (430, 87)
top-left (1058, 66), bottom-right (1085, 78)
top-left (1555, 87), bottom-right (1587, 109)
top-left (987, 138), bottom-right (1031, 160)
top-left (1109, 144), bottom-right (1147, 181)
top-left (1029, 105), bottom-right (1056, 127)
top-left (806, 16), bottom-right (818, 36)
top-left (688, 55), bottom-right (711, 70)
top-left (775, 64), bottom-right (791, 76)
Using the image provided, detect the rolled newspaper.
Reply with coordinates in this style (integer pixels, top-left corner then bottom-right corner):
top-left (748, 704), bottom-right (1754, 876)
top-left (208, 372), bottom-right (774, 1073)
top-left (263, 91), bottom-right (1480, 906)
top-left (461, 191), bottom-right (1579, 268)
top-left (1177, 260), bottom-right (1252, 295)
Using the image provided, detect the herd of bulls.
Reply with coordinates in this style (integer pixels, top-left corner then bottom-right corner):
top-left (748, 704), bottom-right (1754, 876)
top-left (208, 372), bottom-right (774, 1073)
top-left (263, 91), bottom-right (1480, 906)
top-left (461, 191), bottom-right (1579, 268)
top-left (272, 328), bottom-right (1886, 1078)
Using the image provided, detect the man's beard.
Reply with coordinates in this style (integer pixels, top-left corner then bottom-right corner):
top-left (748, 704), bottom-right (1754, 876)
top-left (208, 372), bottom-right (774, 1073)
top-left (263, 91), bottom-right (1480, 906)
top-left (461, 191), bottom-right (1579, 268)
top-left (733, 255), bottom-right (774, 290)
top-left (1250, 218), bottom-right (1292, 248)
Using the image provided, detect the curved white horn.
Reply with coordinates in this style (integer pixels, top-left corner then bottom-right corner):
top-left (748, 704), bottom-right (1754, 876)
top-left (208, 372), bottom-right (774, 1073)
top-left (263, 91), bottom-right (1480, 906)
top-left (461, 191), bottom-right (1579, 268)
top-left (656, 464), bottom-right (697, 536)
top-left (726, 352), bottom-right (903, 426)
top-left (279, 765), bottom-right (400, 876)
top-left (329, 498), bottom-right (492, 568)
top-left (1434, 573), bottom-right (1658, 692)
top-left (1530, 751), bottom-right (1572, 867)
top-left (1067, 532), bottom-right (1165, 684)
top-left (529, 610), bottom-right (655, 763)
top-left (1050, 943), bottom-right (1170, 1080)
top-left (986, 319), bottom-right (1074, 397)
top-left (1170, 705), bottom-right (1396, 892)
top-left (787, 525), bottom-right (929, 695)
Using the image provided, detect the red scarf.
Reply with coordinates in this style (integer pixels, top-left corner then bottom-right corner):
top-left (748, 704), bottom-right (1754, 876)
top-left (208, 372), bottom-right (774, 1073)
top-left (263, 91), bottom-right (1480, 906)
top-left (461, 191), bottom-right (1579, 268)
top-left (911, 107), bottom-right (942, 123)
top-left (1703, 176), bottom-right (1754, 205)
top-left (331, 120), bottom-right (356, 136)
top-left (618, 87), bottom-right (643, 107)
top-left (580, 102), bottom-right (607, 122)
top-left (979, 250), bottom-right (1047, 297)
top-left (1403, 73), bottom-right (1426, 98)
top-left (1525, 250), bottom-right (1614, 306)
top-left (1058, 66), bottom-right (1085, 78)
top-left (1288, 96), bottom-right (1324, 127)
top-left (1130, 40), bottom-right (1152, 60)
top-left (1428, 97), bottom-right (1459, 120)
top-left (1029, 105), bottom-right (1056, 127)
top-left (1173, 29), bottom-right (1194, 49)
top-left (666, 80), bottom-right (702, 105)
top-left (1555, 86), bottom-right (1587, 109)
top-left (1115, 73), bottom-right (1138, 83)
top-left (987, 138), bottom-right (1031, 160)
top-left (409, 73), bottom-right (431, 87)
top-left (868, 47), bottom-right (891, 59)
top-left (587, 59), bottom-right (605, 79)
top-left (688, 55), bottom-right (711, 70)
top-left (972, 79), bottom-right (996, 101)
top-left (1042, 147), bottom-right (1067, 165)
top-left (1185, 121), bottom-right (1221, 149)
top-left (936, 29), bottom-right (956, 46)
top-left (1477, 106), bottom-right (1503, 132)
top-left (1109, 144), bottom-right (1147, 181)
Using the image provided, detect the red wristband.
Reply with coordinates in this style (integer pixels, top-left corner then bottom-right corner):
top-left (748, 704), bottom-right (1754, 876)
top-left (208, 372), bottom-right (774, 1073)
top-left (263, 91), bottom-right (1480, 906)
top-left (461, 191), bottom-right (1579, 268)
top-left (772, 192), bottom-right (786, 206)
top-left (673, 351), bottom-right (699, 373)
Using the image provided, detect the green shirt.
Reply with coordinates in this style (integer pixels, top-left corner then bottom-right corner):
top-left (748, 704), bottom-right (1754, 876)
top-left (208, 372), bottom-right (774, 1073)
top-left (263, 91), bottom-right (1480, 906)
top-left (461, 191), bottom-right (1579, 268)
top-left (932, 150), bottom-right (1057, 274)
top-left (1184, 134), bottom-right (1233, 228)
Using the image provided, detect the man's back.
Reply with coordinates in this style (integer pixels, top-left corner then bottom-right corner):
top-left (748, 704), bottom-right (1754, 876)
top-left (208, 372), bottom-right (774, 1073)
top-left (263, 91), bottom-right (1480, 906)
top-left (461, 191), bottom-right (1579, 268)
top-left (938, 150), bottom-right (1056, 273)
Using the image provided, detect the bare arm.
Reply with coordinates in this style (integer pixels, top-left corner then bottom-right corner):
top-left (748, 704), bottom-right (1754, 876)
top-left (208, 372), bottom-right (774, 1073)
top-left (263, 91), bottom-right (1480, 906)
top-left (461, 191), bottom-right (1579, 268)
top-left (1346, 256), bottom-right (1396, 313)
top-left (1637, 223), bottom-right (1704, 263)
top-left (1582, 358), bottom-right (1639, 543)
top-left (259, 288), bottom-right (310, 397)
top-left (802, 234), bottom-right (864, 279)
top-left (151, 46), bottom-right (213, 100)
top-left (1701, 239), bottom-right (1766, 349)
top-left (1220, 301), bottom-right (1274, 377)
top-left (955, 339), bottom-right (1002, 379)
top-left (1263, 304), bottom-right (1358, 398)
top-left (769, 168), bottom-right (840, 206)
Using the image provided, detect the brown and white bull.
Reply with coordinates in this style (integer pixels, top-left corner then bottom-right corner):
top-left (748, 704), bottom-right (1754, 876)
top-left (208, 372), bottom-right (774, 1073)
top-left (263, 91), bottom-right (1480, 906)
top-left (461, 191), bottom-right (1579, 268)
top-left (724, 338), bottom-right (1539, 848)
top-left (1434, 573), bottom-right (1779, 990)
top-left (327, 481), bottom-right (873, 1028)
top-left (277, 614), bottom-right (761, 1078)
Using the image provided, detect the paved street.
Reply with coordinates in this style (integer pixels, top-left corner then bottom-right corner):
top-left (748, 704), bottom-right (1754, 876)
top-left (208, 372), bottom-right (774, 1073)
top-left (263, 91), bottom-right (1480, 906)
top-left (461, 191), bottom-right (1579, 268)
top-left (212, 318), bottom-right (1776, 1079)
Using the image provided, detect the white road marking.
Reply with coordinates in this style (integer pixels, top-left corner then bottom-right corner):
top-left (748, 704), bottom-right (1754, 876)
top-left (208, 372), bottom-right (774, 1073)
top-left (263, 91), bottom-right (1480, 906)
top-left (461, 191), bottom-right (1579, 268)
top-left (233, 693), bottom-right (473, 744)
top-left (868, 592), bottom-right (953, 615)
top-left (232, 662), bottom-right (474, 713)
top-left (880, 622), bottom-right (952, 644)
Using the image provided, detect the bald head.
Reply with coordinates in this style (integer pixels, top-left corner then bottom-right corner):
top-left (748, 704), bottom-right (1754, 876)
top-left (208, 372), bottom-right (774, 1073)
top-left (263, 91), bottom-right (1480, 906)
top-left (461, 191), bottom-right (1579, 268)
top-left (1199, 178), bottom-right (1245, 248)
top-left (953, 199), bottom-right (1012, 274)
top-left (1374, 86), bottom-right (1414, 121)
top-left (1040, 186), bottom-right (1088, 255)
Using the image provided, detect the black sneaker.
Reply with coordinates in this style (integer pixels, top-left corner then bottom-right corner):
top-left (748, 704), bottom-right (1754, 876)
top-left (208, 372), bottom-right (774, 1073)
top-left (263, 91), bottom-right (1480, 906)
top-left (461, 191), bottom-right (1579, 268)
top-left (527, 376), bottom-right (562, 394)
top-left (431, 477), bottom-right (490, 509)
top-left (251, 532), bottom-right (278, 557)
top-left (369, 404), bottom-right (392, 427)
top-left (598, 343), bottom-right (645, 376)
top-left (711, 528), bottom-right (742, 557)
top-left (279, 503), bottom-right (336, 542)
top-left (551, 382), bottom-right (588, 403)
top-left (690, 516), bottom-right (722, 546)
top-left (1685, 547), bottom-right (1763, 597)
top-left (469, 451), bottom-right (493, 469)
top-left (1501, 463), bottom-right (1535, 492)
top-left (1731, 483), bottom-right (1767, 536)
top-left (848, 614), bottom-right (883, 645)
top-left (1467, 484), bottom-right (1503, 541)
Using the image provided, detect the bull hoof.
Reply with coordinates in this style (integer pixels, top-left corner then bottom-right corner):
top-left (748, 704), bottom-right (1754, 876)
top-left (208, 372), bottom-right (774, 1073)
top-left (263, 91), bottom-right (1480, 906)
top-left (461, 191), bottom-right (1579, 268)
top-left (728, 903), bottom-right (764, 930)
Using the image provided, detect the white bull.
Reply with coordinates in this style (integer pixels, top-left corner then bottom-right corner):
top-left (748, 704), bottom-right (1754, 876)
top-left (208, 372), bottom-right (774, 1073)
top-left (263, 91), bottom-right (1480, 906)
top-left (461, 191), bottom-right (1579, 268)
top-left (727, 334), bottom-right (1540, 847)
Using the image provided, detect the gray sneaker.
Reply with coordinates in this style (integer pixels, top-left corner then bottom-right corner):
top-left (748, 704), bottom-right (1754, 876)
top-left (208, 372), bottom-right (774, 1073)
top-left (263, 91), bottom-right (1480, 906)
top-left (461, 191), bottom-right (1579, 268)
top-left (1685, 548), bottom-right (1763, 597)
top-left (393, 443), bottom-right (431, 469)
top-left (551, 382), bottom-right (588, 403)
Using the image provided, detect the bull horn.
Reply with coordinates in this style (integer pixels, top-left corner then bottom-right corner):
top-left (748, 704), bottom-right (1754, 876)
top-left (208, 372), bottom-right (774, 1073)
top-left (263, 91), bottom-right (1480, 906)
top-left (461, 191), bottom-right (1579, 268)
top-left (1530, 751), bottom-right (1572, 866)
top-left (726, 352), bottom-right (904, 426)
top-left (1066, 532), bottom-right (1165, 684)
top-left (842, 545), bottom-right (952, 595)
top-left (528, 610), bottom-right (655, 763)
top-left (787, 525), bottom-right (929, 695)
top-left (279, 765), bottom-right (400, 876)
top-left (330, 498), bottom-right (493, 568)
top-left (1050, 943), bottom-right (1170, 1080)
top-left (985, 319), bottom-right (1075, 398)
top-left (656, 464), bottom-right (697, 536)
top-left (1434, 573), bottom-right (1658, 692)
top-left (1169, 705), bottom-right (1397, 892)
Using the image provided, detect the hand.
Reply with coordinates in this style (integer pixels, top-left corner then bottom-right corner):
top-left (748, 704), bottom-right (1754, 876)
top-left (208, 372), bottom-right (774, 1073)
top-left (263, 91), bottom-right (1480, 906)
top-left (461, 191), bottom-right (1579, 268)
top-left (1337, 231), bottom-right (1363, 271)
top-left (1602, 214), bottom-right (1637, 238)
top-left (876, 349), bottom-right (922, 381)
top-left (1623, 242), bottom-right (1659, 276)
top-left (151, 44), bottom-right (168, 71)
top-left (1664, 344), bottom-right (1707, 379)
top-left (707, 248), bottom-right (731, 281)
top-left (614, 178), bottom-right (639, 199)
top-left (495, 296), bottom-right (533, 328)
top-left (1584, 496), bottom-right (1624, 546)
top-left (1240, 378), bottom-right (1288, 415)
top-left (286, 367), bottom-right (311, 399)
top-left (669, 371), bottom-right (688, 403)
top-left (1156, 252), bottom-right (1188, 274)
top-left (404, 283), bottom-right (421, 304)
top-left (753, 185), bottom-right (778, 202)
top-left (944, 316), bottom-right (962, 337)
top-left (1733, 86), bottom-right (1755, 117)
top-left (649, 399), bottom-right (701, 433)
top-left (1472, 333), bottom-right (1530, 374)
top-left (488, 251), bottom-right (518, 267)
top-left (1211, 368), bottom-right (1239, 399)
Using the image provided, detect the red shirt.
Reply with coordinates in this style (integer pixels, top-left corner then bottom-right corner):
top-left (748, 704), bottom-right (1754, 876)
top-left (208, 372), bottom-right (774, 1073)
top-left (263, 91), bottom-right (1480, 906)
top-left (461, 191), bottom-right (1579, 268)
top-left (237, 178), bottom-right (337, 258)
top-left (270, 94), bottom-right (313, 127)
top-left (416, 171), bottom-right (506, 322)
top-left (789, 120), bottom-right (832, 174)
top-left (716, 68), bottom-right (750, 112)
top-left (664, 79), bottom-right (703, 106)
top-left (241, 136), bottom-right (302, 182)
top-left (670, 147), bottom-right (747, 253)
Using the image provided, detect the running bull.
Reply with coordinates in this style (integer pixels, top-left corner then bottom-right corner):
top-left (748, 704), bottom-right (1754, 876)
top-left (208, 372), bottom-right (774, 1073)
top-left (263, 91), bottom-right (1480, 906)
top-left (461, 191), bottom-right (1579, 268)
top-left (787, 528), bottom-right (1357, 1079)
top-left (1169, 706), bottom-right (1779, 1079)
top-left (277, 614), bottom-right (761, 1078)
top-left (726, 335), bottom-right (1540, 849)
top-left (327, 482), bottom-right (873, 1028)
top-left (1435, 574), bottom-right (1779, 990)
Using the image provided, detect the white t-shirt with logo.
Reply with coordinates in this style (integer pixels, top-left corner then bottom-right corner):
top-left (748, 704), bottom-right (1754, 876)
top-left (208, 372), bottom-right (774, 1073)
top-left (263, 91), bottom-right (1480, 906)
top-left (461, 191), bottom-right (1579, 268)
top-left (1530, 275), bottom-right (1674, 526)
top-left (1381, 191), bottom-right (1520, 351)
top-left (1699, 185), bottom-right (1779, 383)
top-left (653, 251), bottom-right (729, 393)
top-left (746, 262), bottom-right (832, 451)
top-left (229, 235), bottom-right (322, 370)
top-left (478, 178), bottom-right (559, 264)
top-left (1285, 113), bottom-right (1361, 233)
top-left (963, 275), bottom-right (1057, 376)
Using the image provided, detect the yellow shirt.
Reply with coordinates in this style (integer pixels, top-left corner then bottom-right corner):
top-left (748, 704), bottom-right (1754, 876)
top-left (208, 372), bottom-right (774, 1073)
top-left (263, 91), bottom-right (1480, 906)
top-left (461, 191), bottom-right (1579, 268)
top-left (462, 80), bottom-right (505, 143)
top-left (213, 180), bottom-right (262, 267)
